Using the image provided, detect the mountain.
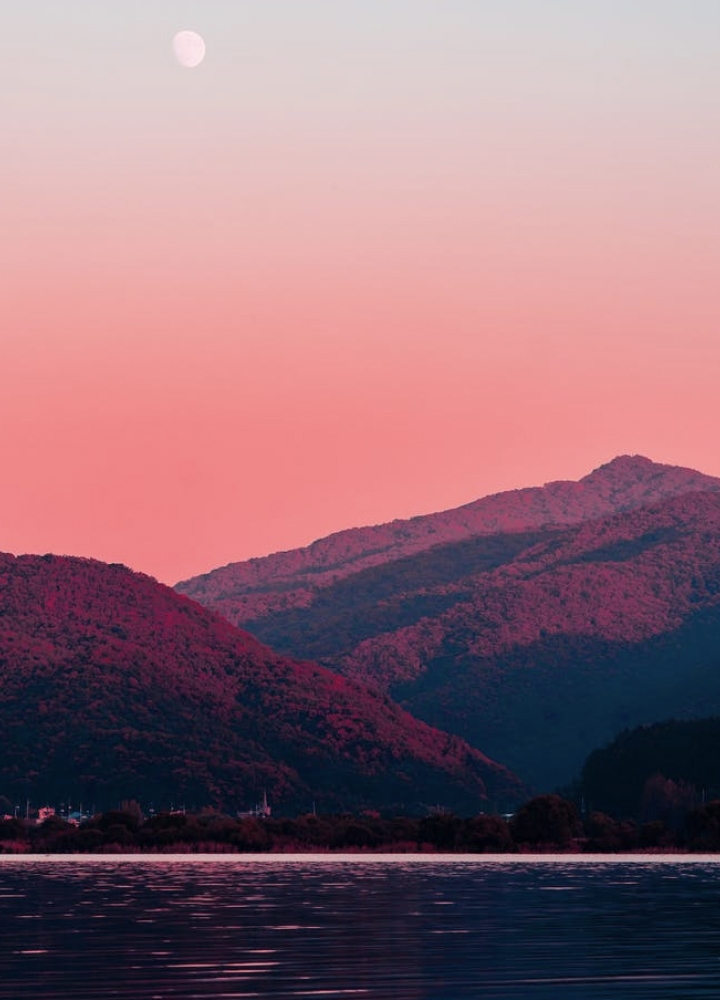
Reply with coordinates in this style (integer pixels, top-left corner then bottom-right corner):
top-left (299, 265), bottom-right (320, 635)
top-left (176, 458), bottom-right (720, 791)
top-left (0, 553), bottom-right (524, 815)
top-left (176, 455), bottom-right (720, 623)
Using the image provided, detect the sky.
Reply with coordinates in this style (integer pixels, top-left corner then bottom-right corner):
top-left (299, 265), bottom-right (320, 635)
top-left (3, 1), bottom-right (720, 584)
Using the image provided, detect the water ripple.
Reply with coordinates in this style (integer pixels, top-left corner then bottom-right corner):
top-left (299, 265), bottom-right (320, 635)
top-left (1, 856), bottom-right (720, 998)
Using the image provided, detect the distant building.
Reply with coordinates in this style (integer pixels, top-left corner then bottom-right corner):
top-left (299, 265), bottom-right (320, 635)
top-left (239, 790), bottom-right (271, 819)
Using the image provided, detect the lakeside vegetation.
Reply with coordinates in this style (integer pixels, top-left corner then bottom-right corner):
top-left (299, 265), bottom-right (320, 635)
top-left (4, 793), bottom-right (720, 854)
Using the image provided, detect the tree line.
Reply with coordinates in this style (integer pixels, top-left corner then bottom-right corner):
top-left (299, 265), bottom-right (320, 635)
top-left (4, 793), bottom-right (720, 853)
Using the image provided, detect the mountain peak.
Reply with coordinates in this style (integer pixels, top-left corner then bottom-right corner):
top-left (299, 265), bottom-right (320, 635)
top-left (582, 454), bottom-right (665, 480)
top-left (578, 455), bottom-right (720, 504)
top-left (589, 454), bottom-right (656, 473)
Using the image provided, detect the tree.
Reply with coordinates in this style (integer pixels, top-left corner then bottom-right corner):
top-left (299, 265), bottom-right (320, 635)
top-left (583, 811), bottom-right (639, 852)
top-left (685, 801), bottom-right (720, 851)
top-left (640, 773), bottom-right (695, 830)
top-left (459, 814), bottom-right (513, 853)
top-left (510, 795), bottom-right (582, 848)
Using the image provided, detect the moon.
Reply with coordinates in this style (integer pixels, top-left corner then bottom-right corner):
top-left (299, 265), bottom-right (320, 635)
top-left (173, 30), bottom-right (206, 69)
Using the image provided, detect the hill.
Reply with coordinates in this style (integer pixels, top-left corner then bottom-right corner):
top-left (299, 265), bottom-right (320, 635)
top-left (579, 717), bottom-right (720, 820)
top-left (177, 459), bottom-right (720, 791)
top-left (0, 553), bottom-right (524, 814)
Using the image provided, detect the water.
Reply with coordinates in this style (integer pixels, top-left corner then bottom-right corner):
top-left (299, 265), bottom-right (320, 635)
top-left (1, 854), bottom-right (720, 998)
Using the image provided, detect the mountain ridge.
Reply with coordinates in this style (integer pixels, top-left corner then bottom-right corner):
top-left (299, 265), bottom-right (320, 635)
top-left (176, 456), bottom-right (720, 623)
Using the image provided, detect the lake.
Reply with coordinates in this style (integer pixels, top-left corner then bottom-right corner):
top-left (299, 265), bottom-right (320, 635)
top-left (1, 854), bottom-right (719, 998)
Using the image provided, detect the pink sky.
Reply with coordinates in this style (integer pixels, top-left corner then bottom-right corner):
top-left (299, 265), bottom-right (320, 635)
top-left (3, 2), bottom-right (720, 583)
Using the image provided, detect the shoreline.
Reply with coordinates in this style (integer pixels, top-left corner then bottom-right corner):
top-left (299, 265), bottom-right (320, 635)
top-left (0, 851), bottom-right (718, 864)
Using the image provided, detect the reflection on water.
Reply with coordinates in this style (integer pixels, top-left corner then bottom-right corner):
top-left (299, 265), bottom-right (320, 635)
top-left (1, 855), bottom-right (720, 998)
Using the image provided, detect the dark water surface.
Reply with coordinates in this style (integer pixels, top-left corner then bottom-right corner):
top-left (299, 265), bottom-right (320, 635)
top-left (1, 854), bottom-right (719, 999)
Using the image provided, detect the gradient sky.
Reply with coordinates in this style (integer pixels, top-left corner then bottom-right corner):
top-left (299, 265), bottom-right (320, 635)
top-left (4, 1), bottom-right (720, 584)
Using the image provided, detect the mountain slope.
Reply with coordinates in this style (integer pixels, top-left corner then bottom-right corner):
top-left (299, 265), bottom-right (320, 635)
top-left (177, 459), bottom-right (720, 791)
top-left (335, 492), bottom-right (720, 789)
top-left (0, 553), bottom-right (524, 814)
